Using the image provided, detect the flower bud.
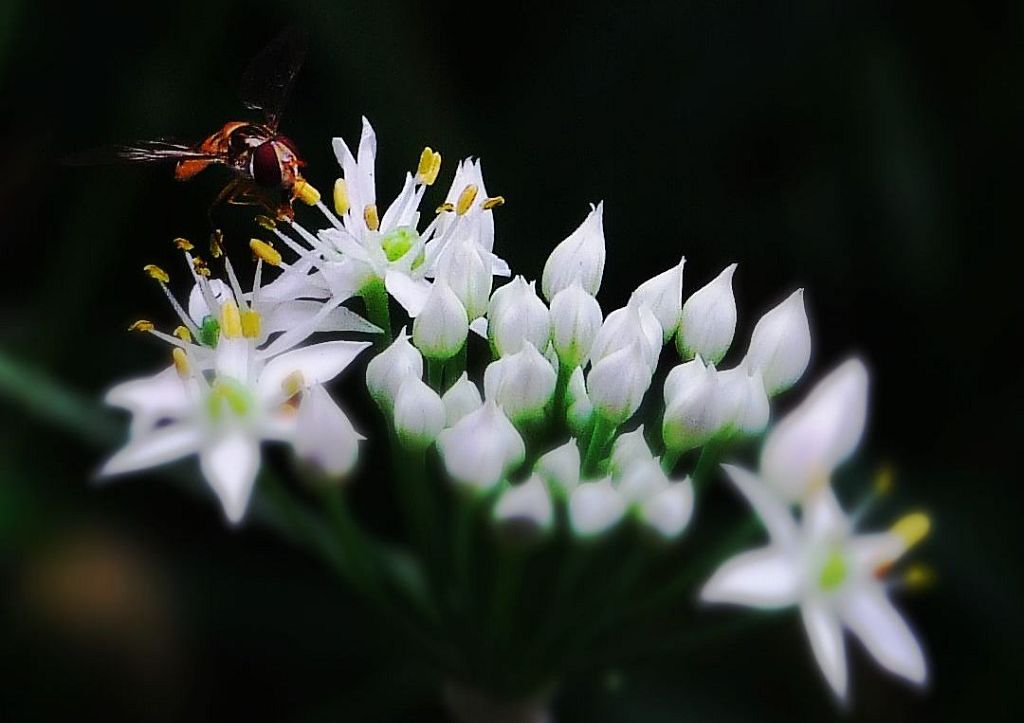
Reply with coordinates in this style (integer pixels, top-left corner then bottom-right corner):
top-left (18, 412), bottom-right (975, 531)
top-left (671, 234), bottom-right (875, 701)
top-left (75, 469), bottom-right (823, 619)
top-left (662, 360), bottom-right (721, 453)
top-left (437, 236), bottom-right (493, 320)
top-left (639, 479), bottom-right (694, 539)
top-left (365, 328), bottom-right (423, 412)
top-left (631, 257), bottom-right (685, 342)
top-left (569, 477), bottom-right (626, 537)
top-left (744, 289), bottom-right (811, 396)
top-left (441, 372), bottom-right (482, 427)
top-left (663, 356), bottom-right (708, 407)
top-left (609, 425), bottom-right (654, 477)
top-left (436, 400), bottom-right (525, 489)
top-left (566, 366), bottom-right (593, 436)
top-left (487, 276), bottom-right (550, 356)
top-left (760, 358), bottom-right (868, 502)
top-left (714, 366), bottom-right (770, 436)
top-left (677, 263), bottom-right (737, 364)
top-left (393, 376), bottom-right (445, 449)
top-left (587, 342), bottom-right (654, 425)
top-left (590, 302), bottom-right (662, 371)
top-left (617, 457), bottom-right (669, 503)
top-left (534, 439), bottom-right (581, 494)
top-left (493, 475), bottom-right (554, 538)
top-left (412, 280), bottom-right (469, 360)
top-left (541, 202), bottom-right (606, 301)
top-left (483, 342), bottom-right (557, 425)
top-left (549, 283), bottom-right (603, 368)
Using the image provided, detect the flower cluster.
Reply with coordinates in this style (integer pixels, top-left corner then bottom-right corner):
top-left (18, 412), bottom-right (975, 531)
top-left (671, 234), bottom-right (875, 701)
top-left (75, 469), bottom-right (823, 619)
top-left (101, 118), bottom-right (930, 702)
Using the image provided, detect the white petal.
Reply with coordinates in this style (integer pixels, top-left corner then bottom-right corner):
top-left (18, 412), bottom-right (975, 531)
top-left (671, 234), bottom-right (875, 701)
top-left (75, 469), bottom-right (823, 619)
top-left (262, 300), bottom-right (380, 339)
top-left (568, 478), bottom-right (626, 537)
top-left (840, 585), bottom-right (927, 685)
top-left (801, 599), bottom-right (849, 699)
top-left (200, 431), bottom-right (261, 524)
top-left (187, 279), bottom-right (230, 324)
top-left (257, 340), bottom-right (371, 401)
top-left (848, 532), bottom-right (906, 573)
top-left (385, 271), bottom-right (433, 317)
top-left (721, 464), bottom-right (797, 546)
top-left (100, 423), bottom-right (201, 477)
top-left (802, 487), bottom-right (850, 542)
top-left (104, 366), bottom-right (190, 418)
top-left (640, 478), bottom-right (694, 539)
top-left (700, 545), bottom-right (801, 608)
top-left (469, 317), bottom-right (488, 338)
top-left (295, 385), bottom-right (362, 476)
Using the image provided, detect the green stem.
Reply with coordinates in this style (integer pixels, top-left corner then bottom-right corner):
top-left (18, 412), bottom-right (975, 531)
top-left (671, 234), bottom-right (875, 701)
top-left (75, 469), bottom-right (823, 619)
top-left (692, 440), bottom-right (723, 491)
top-left (445, 342), bottom-right (468, 389)
top-left (551, 362), bottom-right (574, 431)
top-left (661, 448), bottom-right (681, 474)
top-left (361, 279), bottom-right (393, 350)
top-left (427, 357), bottom-right (445, 392)
top-left (582, 415), bottom-right (616, 476)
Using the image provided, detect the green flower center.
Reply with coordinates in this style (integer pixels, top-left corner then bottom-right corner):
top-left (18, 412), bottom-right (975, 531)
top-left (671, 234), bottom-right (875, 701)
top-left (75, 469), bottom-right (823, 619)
top-left (206, 377), bottom-right (253, 421)
top-left (198, 315), bottom-right (220, 348)
top-left (380, 227), bottom-right (419, 263)
top-left (818, 548), bottom-right (848, 591)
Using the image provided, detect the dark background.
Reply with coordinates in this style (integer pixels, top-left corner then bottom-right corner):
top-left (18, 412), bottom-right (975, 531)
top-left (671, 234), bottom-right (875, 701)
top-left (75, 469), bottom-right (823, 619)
top-left (1, 0), bottom-right (1021, 720)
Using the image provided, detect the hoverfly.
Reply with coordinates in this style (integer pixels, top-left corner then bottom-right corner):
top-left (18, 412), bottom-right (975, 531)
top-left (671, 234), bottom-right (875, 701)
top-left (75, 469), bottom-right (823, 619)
top-left (75, 29), bottom-right (313, 221)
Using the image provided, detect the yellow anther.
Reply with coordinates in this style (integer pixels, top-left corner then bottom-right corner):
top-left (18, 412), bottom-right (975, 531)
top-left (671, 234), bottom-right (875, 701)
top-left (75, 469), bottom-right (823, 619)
top-left (192, 256), bottom-right (211, 277)
top-left (128, 319), bottom-right (154, 332)
top-left (173, 237), bottom-right (193, 251)
top-left (240, 309), bottom-right (261, 339)
top-left (456, 184), bottom-right (478, 215)
top-left (172, 347), bottom-right (190, 377)
top-left (144, 264), bottom-right (170, 283)
top-left (903, 564), bottom-right (936, 591)
top-left (416, 147), bottom-right (442, 185)
top-left (333, 178), bottom-right (350, 215)
top-left (891, 512), bottom-right (931, 549)
top-left (294, 179), bottom-right (321, 206)
top-left (435, 202), bottom-right (455, 214)
top-left (209, 229), bottom-right (224, 259)
top-left (364, 203), bottom-right (380, 231)
top-left (873, 463), bottom-right (894, 496)
top-left (482, 195), bottom-right (505, 210)
top-left (281, 370), bottom-right (305, 397)
top-left (255, 214), bottom-right (277, 231)
top-left (173, 325), bottom-right (192, 342)
top-left (249, 238), bottom-right (282, 267)
top-left (220, 300), bottom-right (243, 338)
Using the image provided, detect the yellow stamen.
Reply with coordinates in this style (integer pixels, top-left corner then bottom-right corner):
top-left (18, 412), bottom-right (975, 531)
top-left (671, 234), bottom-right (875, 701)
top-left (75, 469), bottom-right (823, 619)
top-left (281, 370), bottom-right (305, 397)
top-left (903, 564), bottom-right (936, 591)
top-left (192, 256), bottom-right (211, 278)
top-left (294, 179), bottom-right (321, 206)
top-left (435, 202), bottom-right (455, 214)
top-left (240, 309), bottom-right (261, 339)
top-left (220, 300), bottom-right (243, 338)
top-left (482, 195), bottom-right (505, 210)
top-left (209, 229), bottom-right (224, 259)
top-left (873, 463), bottom-right (894, 496)
top-left (173, 325), bottom-right (192, 342)
top-left (416, 147), bottom-right (442, 185)
top-left (144, 264), bottom-right (170, 283)
top-left (172, 347), bottom-right (190, 376)
top-left (364, 203), bottom-right (380, 231)
top-left (249, 239), bottom-right (282, 266)
top-left (891, 512), bottom-right (931, 549)
top-left (128, 319), bottom-right (154, 332)
top-left (456, 184), bottom-right (479, 215)
top-left (173, 237), bottom-right (193, 251)
top-left (333, 178), bottom-right (350, 215)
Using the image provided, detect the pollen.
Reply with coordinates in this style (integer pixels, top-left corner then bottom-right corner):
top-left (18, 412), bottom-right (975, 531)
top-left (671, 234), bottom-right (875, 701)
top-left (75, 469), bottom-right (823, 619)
top-left (192, 256), bottom-right (211, 277)
top-left (456, 184), bottom-right (479, 215)
top-left (172, 347), bottom-right (190, 376)
top-left (416, 147), bottom-right (442, 186)
top-left (294, 179), bottom-right (321, 206)
top-left (281, 370), bottom-right (305, 397)
top-left (173, 325), bottom-right (192, 342)
top-left (249, 239), bottom-right (282, 266)
top-left (364, 203), bottom-right (380, 231)
top-left (435, 202), bottom-right (455, 214)
top-left (482, 195), bottom-right (505, 210)
top-left (256, 214), bottom-right (277, 231)
top-left (873, 463), bottom-right (894, 496)
top-left (173, 237), bottom-right (193, 251)
top-left (144, 264), bottom-right (170, 283)
top-left (128, 319), bottom-right (154, 332)
top-left (240, 309), bottom-right (261, 339)
top-left (333, 178), bottom-right (350, 215)
top-left (220, 300), bottom-right (243, 338)
top-left (891, 512), bottom-right (931, 549)
top-left (209, 229), bottom-right (224, 259)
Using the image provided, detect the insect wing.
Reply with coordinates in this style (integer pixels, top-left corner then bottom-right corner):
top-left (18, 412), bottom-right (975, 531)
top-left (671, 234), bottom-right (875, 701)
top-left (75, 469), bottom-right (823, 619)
top-left (238, 27), bottom-right (306, 132)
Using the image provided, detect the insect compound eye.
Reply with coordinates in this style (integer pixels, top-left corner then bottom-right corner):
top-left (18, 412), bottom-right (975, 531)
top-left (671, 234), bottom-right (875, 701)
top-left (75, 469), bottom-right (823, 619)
top-left (250, 141), bottom-right (282, 188)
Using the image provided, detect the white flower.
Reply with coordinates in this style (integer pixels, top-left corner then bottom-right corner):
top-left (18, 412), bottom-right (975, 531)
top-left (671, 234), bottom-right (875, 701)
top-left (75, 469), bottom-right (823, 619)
top-left (566, 366), bottom-right (593, 436)
top-left (493, 475), bottom-right (554, 536)
top-left (701, 465), bottom-right (927, 699)
top-left (609, 425), bottom-right (654, 477)
top-left (436, 234), bottom-right (493, 321)
top-left (617, 456), bottom-right (670, 502)
top-left (393, 376), bottom-right (445, 449)
top-left (744, 289), bottom-right (811, 396)
top-left (436, 401), bottom-right (525, 489)
top-left (366, 327), bottom-right (423, 412)
top-left (549, 283), bottom-right (603, 368)
top-left (715, 365), bottom-right (770, 437)
top-left (677, 263), bottom-right (737, 364)
top-left (483, 342), bottom-right (557, 425)
top-left (662, 356), bottom-right (709, 407)
top-left (487, 276), bottom-right (550, 357)
top-left (412, 280), bottom-right (469, 360)
top-left (631, 257), bottom-right (686, 342)
top-left (534, 439), bottom-right (582, 494)
top-left (587, 341), bottom-right (654, 425)
top-left (441, 372), bottom-right (482, 427)
top-left (541, 202), bottom-right (606, 301)
top-left (640, 479), bottom-right (695, 540)
top-left (590, 301), bottom-right (663, 372)
top-left (662, 356), bottom-right (722, 453)
top-left (760, 359), bottom-right (869, 502)
top-left (569, 477), bottom-right (626, 537)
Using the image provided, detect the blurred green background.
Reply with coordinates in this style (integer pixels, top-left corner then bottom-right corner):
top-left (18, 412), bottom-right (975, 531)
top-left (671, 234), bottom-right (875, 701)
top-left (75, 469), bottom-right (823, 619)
top-left (1, 0), bottom-right (1021, 720)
